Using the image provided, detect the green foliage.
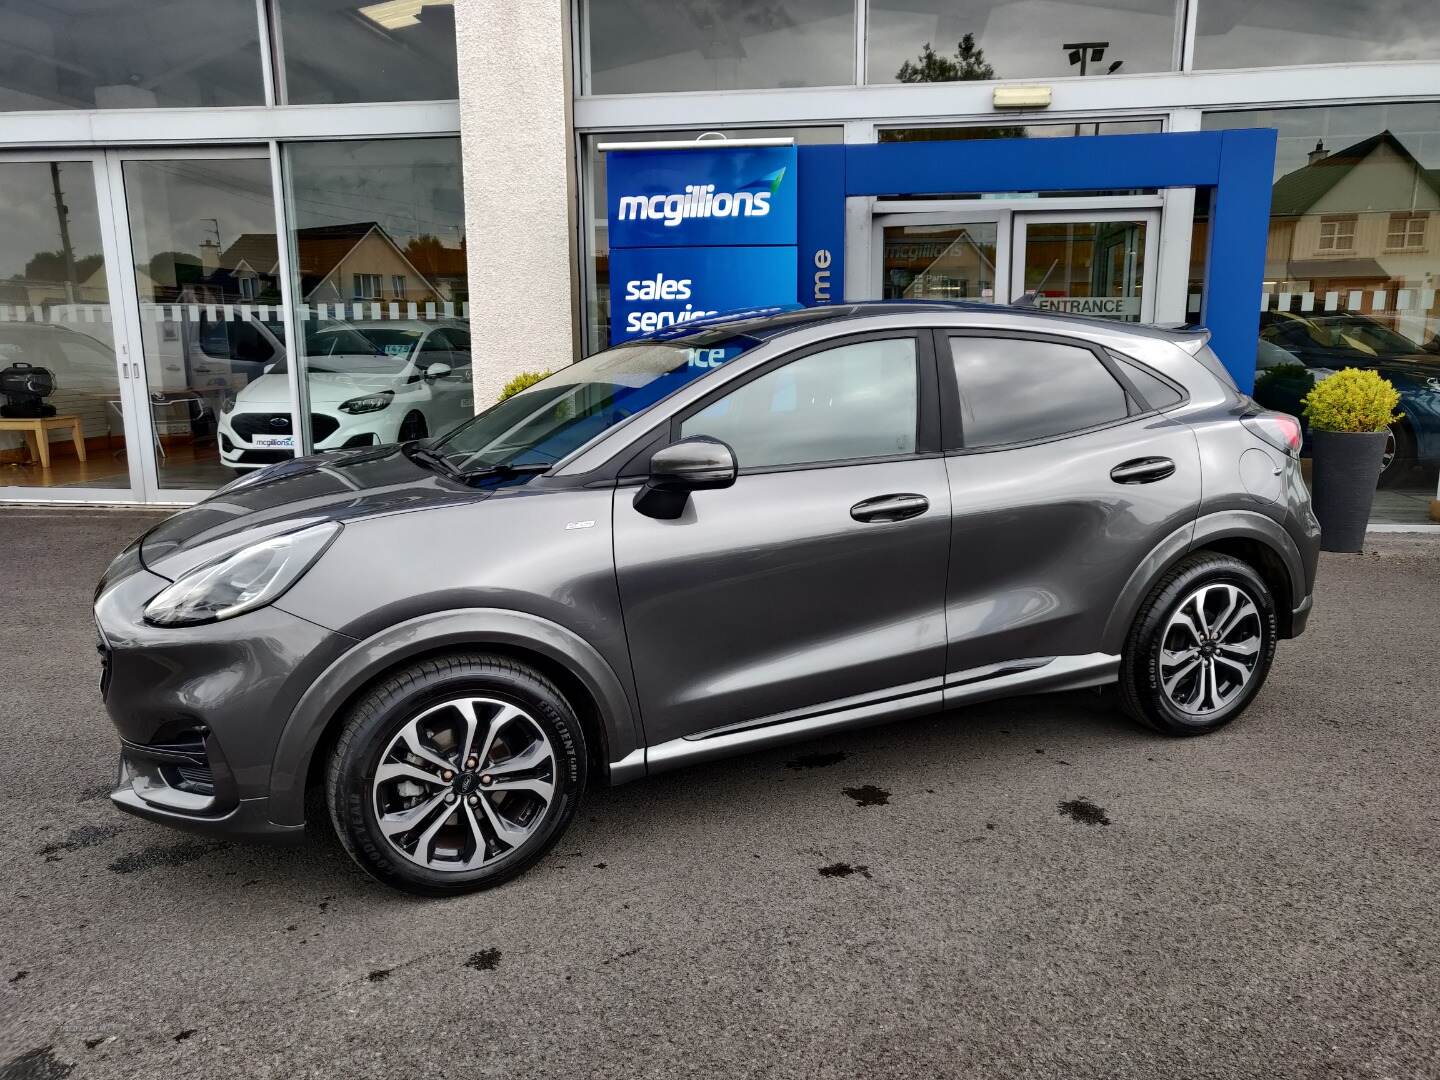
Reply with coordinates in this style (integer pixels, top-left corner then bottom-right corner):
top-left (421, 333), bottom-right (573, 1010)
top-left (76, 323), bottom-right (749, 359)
top-left (1254, 362), bottom-right (1310, 394)
top-left (1301, 367), bottom-right (1402, 433)
top-left (896, 34), bottom-right (997, 83)
top-left (498, 370), bottom-right (551, 402)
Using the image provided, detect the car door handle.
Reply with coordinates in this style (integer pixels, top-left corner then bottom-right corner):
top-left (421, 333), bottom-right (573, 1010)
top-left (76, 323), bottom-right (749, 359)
top-left (850, 493), bottom-right (929, 523)
top-left (1110, 456), bottom-right (1176, 484)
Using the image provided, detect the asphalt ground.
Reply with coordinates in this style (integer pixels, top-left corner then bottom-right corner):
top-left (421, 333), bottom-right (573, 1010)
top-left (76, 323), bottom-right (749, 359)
top-left (2, 508), bottom-right (1437, 1079)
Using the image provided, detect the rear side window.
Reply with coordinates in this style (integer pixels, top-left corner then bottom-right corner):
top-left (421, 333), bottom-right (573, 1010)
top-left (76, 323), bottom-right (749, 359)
top-left (947, 336), bottom-right (1130, 448)
top-left (1111, 355), bottom-right (1184, 410)
top-left (681, 337), bottom-right (918, 469)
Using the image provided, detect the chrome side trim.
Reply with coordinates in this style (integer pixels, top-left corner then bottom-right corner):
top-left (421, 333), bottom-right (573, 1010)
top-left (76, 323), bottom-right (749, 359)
top-left (686, 675), bottom-right (941, 741)
top-left (942, 652), bottom-right (1120, 707)
top-left (646, 688), bottom-right (944, 774)
top-left (642, 652), bottom-right (1122, 776)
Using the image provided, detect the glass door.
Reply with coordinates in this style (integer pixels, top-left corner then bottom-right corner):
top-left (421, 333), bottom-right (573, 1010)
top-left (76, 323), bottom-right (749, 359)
top-left (106, 147), bottom-right (297, 502)
top-left (0, 152), bottom-right (144, 501)
top-left (1011, 209), bottom-right (1160, 323)
top-left (874, 210), bottom-right (1012, 304)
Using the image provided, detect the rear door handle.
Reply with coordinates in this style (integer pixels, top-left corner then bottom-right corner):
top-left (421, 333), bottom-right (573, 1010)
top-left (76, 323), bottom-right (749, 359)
top-left (1110, 456), bottom-right (1175, 484)
top-left (850, 493), bottom-right (929, 523)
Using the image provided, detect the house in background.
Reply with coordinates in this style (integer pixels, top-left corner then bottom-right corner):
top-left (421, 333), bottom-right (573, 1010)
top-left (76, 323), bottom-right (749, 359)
top-left (1266, 130), bottom-right (1440, 345)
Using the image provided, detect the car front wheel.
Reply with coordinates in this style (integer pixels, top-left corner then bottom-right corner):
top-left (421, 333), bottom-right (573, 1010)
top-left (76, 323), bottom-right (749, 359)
top-left (1118, 553), bottom-right (1277, 736)
top-left (325, 652), bottom-right (586, 895)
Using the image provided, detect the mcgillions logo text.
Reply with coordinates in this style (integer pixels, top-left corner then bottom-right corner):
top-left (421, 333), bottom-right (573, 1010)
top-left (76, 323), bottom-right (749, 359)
top-left (617, 168), bottom-right (786, 228)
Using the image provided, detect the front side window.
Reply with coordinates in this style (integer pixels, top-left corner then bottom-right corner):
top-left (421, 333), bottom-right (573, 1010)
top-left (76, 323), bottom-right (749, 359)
top-left (949, 336), bottom-right (1129, 448)
top-left (681, 338), bottom-right (918, 469)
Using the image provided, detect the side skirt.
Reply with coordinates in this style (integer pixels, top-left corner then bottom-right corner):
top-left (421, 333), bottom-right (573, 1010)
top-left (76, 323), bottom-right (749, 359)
top-left (624, 652), bottom-right (1120, 779)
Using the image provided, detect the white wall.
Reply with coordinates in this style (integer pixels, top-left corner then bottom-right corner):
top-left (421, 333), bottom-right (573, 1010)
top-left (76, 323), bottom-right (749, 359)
top-left (454, 0), bottom-right (579, 410)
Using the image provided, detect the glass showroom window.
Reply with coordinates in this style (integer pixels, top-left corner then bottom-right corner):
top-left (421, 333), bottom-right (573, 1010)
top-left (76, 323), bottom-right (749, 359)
top-left (1192, 0), bottom-right (1440, 69)
top-left (581, 0), bottom-right (856, 94)
top-left (578, 127), bottom-right (843, 355)
top-left (0, 0), bottom-right (264, 110)
top-left (284, 137), bottom-right (473, 452)
top-left (1202, 103), bottom-right (1440, 502)
top-left (866, 0), bottom-right (1179, 84)
top-left (273, 0), bottom-right (459, 104)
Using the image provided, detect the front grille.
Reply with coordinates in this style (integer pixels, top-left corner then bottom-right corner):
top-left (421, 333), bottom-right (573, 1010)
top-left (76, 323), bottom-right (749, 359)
top-left (236, 449), bottom-right (291, 465)
top-left (145, 732), bottom-right (216, 798)
top-left (230, 412), bottom-right (340, 443)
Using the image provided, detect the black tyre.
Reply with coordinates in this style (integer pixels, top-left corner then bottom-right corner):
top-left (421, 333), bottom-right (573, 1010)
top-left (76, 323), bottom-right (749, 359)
top-left (1118, 553), bottom-right (1277, 736)
top-left (398, 411), bottom-right (428, 442)
top-left (326, 652), bottom-right (586, 895)
top-left (1378, 421), bottom-right (1415, 488)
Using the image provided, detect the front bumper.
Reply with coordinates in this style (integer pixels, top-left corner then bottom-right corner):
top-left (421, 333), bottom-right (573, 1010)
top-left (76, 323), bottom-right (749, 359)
top-left (95, 561), bottom-right (352, 839)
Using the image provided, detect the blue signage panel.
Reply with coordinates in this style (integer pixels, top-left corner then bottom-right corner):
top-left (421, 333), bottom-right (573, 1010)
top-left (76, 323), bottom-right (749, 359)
top-left (797, 145), bottom-right (845, 307)
top-left (609, 246), bottom-right (798, 343)
top-left (607, 145), bottom-right (798, 249)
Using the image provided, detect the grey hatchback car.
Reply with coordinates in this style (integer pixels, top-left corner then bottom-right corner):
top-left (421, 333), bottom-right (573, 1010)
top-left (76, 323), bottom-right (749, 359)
top-left (95, 303), bottom-right (1320, 894)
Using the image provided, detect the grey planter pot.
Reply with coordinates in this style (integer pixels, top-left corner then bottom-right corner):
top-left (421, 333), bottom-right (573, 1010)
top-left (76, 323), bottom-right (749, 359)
top-left (1309, 429), bottom-right (1388, 552)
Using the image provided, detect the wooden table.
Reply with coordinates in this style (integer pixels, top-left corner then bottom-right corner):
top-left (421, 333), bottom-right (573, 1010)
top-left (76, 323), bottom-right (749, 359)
top-left (0, 414), bottom-right (87, 469)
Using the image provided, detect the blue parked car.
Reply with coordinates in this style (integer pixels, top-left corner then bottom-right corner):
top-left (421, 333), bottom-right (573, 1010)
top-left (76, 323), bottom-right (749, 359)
top-left (1254, 310), bottom-right (1440, 487)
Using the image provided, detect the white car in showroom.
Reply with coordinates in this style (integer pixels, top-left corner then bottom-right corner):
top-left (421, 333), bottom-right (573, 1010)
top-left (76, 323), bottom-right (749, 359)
top-left (218, 319), bottom-right (473, 471)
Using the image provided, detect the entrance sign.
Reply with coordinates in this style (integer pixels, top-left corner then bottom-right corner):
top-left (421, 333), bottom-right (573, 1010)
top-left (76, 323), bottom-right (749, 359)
top-left (1037, 296), bottom-right (1142, 317)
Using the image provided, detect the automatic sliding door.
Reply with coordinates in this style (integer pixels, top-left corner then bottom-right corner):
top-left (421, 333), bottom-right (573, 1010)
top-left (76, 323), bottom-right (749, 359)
top-left (876, 212), bottom-right (1010, 304)
top-left (113, 151), bottom-right (292, 497)
top-left (1012, 211), bottom-right (1160, 323)
top-left (0, 155), bottom-right (139, 499)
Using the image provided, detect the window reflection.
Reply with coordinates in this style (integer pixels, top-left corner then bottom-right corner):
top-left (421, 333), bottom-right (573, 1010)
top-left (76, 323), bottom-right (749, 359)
top-left (274, 0), bottom-right (458, 104)
top-left (1193, 0), bottom-right (1440, 69)
top-left (1203, 104), bottom-right (1440, 504)
top-left (284, 138), bottom-right (473, 450)
top-left (867, 0), bottom-right (1178, 84)
top-left (583, 0), bottom-right (856, 94)
top-left (0, 1), bottom-right (263, 111)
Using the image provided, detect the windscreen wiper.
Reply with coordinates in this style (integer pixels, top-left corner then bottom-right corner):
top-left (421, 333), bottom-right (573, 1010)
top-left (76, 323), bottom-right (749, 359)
top-left (405, 444), bottom-right (463, 479)
top-left (458, 461), bottom-right (553, 481)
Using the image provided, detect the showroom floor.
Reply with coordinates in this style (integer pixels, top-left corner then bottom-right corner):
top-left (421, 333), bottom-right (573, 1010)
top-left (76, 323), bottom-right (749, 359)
top-left (2, 509), bottom-right (1437, 1080)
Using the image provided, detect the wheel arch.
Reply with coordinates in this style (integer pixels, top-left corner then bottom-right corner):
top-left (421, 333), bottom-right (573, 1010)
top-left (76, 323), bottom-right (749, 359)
top-left (267, 608), bottom-right (644, 828)
top-left (1102, 511), bottom-right (1307, 654)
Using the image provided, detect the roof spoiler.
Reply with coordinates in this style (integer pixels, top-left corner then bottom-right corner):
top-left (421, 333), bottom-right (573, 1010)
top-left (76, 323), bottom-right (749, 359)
top-left (1153, 324), bottom-right (1212, 356)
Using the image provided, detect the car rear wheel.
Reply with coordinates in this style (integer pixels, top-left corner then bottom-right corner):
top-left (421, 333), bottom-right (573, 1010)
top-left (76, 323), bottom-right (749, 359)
top-left (325, 652), bottom-right (586, 895)
top-left (1118, 553), bottom-right (1277, 736)
top-left (1377, 421), bottom-right (1415, 488)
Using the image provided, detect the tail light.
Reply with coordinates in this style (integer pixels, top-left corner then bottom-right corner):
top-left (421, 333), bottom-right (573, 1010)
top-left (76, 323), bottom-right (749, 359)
top-left (1242, 412), bottom-right (1302, 457)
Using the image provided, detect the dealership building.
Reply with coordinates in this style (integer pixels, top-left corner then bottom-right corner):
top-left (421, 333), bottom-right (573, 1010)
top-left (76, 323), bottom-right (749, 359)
top-left (0, 0), bottom-right (1437, 526)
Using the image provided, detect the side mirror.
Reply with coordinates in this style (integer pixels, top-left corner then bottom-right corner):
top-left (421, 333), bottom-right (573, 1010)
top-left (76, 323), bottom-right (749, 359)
top-left (633, 436), bottom-right (736, 520)
top-left (424, 362), bottom-right (452, 381)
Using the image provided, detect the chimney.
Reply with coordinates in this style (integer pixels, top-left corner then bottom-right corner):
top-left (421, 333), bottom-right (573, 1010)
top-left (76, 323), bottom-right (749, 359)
top-left (1307, 140), bottom-right (1328, 165)
top-left (199, 239), bottom-right (220, 274)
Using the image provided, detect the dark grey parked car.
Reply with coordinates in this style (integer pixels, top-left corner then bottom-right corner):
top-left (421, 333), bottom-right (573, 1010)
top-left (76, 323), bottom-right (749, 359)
top-left (95, 303), bottom-right (1321, 894)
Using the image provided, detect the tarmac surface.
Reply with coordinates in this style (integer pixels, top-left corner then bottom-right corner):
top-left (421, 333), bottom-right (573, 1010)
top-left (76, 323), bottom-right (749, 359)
top-left (2, 507), bottom-right (1437, 1079)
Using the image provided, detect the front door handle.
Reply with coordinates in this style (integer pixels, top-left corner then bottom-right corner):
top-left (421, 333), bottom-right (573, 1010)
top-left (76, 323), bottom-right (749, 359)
top-left (851, 493), bottom-right (929, 523)
top-left (1110, 456), bottom-right (1176, 484)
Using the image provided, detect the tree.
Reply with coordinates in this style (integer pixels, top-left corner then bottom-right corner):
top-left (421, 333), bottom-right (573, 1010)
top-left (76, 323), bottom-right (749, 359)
top-left (22, 249), bottom-right (104, 284)
top-left (147, 250), bottom-right (203, 289)
top-left (896, 33), bottom-right (996, 83)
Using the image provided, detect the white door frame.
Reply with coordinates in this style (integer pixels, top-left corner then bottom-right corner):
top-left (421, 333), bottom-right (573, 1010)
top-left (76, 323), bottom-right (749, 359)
top-left (103, 144), bottom-right (294, 505)
top-left (0, 149), bottom-right (150, 505)
top-left (867, 194), bottom-right (1165, 305)
top-left (1009, 207), bottom-right (1163, 323)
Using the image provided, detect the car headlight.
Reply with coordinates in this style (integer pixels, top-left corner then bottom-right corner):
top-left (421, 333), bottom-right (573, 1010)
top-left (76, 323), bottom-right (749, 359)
top-left (143, 522), bottom-right (341, 627)
top-left (220, 392), bottom-right (237, 414)
top-left (339, 391), bottom-right (394, 414)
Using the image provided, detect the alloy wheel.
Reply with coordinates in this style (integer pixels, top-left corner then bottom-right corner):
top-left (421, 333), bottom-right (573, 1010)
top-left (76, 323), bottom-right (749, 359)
top-left (1157, 583), bottom-right (1262, 716)
top-left (371, 696), bottom-right (556, 871)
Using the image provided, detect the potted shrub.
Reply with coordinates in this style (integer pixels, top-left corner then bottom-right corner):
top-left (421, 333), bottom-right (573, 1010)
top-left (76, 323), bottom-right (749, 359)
top-left (498, 370), bottom-right (551, 402)
top-left (1301, 367), bottom-right (1402, 552)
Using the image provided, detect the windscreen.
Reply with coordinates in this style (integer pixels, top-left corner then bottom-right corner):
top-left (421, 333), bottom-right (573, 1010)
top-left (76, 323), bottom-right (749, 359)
top-left (431, 333), bottom-right (759, 471)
